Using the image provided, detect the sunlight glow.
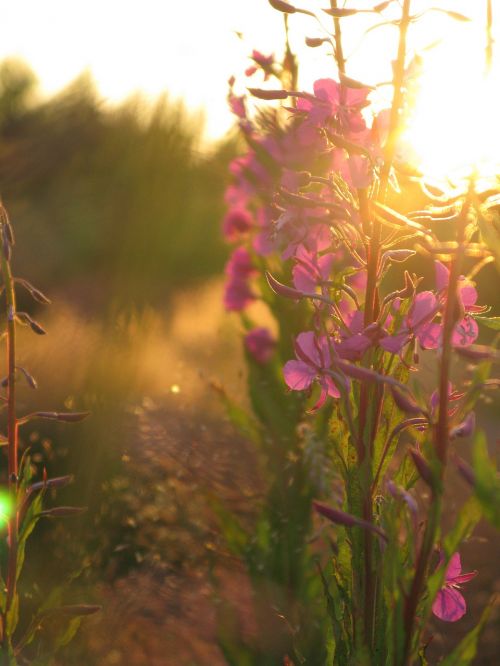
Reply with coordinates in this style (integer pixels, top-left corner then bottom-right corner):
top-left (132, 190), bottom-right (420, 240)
top-left (401, 34), bottom-right (500, 182)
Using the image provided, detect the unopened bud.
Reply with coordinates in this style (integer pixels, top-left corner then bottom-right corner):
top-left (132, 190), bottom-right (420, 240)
top-left (450, 412), bottom-right (475, 439)
top-left (248, 88), bottom-right (289, 100)
top-left (34, 411), bottom-right (90, 423)
top-left (314, 501), bottom-right (388, 541)
top-left (409, 448), bottom-right (434, 487)
top-left (455, 345), bottom-right (496, 361)
top-left (266, 272), bottom-right (303, 300)
top-left (323, 7), bottom-right (358, 17)
top-left (269, 0), bottom-right (296, 13)
top-left (454, 455), bottom-right (475, 487)
top-left (305, 37), bottom-right (327, 48)
top-left (391, 387), bottom-right (423, 416)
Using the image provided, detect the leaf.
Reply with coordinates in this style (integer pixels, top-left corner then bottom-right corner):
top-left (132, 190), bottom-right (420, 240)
top-left (427, 8), bottom-right (471, 22)
top-left (209, 497), bottom-right (249, 558)
top-left (439, 599), bottom-right (495, 665)
top-left (474, 316), bottom-right (500, 331)
top-left (473, 430), bottom-right (500, 528)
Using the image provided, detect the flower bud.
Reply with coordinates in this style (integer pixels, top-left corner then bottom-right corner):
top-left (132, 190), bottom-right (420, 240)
top-left (269, 0), bottom-right (296, 13)
top-left (248, 88), bottom-right (289, 100)
top-left (409, 448), bottom-right (434, 488)
top-left (391, 387), bottom-right (423, 416)
top-left (305, 37), bottom-right (328, 48)
top-left (450, 412), bottom-right (475, 439)
top-left (266, 272), bottom-right (303, 300)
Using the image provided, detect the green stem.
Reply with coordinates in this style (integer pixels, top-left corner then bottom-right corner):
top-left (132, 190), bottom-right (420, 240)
top-left (0, 228), bottom-right (18, 657)
top-left (401, 183), bottom-right (473, 664)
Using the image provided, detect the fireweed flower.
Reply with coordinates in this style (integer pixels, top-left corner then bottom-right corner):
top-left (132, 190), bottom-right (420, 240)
top-left (434, 261), bottom-right (481, 347)
top-left (245, 327), bottom-right (276, 364)
top-left (380, 291), bottom-right (441, 354)
top-left (222, 207), bottom-right (254, 242)
top-left (224, 247), bottom-right (258, 312)
top-left (432, 552), bottom-right (477, 622)
top-left (292, 244), bottom-right (337, 295)
top-left (296, 78), bottom-right (370, 135)
top-left (284, 332), bottom-right (340, 410)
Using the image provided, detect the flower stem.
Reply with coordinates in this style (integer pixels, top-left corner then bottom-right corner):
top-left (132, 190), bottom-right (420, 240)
top-left (402, 182), bottom-right (474, 663)
top-left (0, 210), bottom-right (18, 655)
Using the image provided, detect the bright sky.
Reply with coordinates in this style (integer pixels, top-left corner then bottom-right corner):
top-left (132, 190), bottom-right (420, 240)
top-left (1, 0), bottom-right (499, 172)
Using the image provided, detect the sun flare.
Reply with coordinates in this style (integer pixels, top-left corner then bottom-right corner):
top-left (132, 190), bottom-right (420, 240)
top-left (401, 26), bottom-right (500, 182)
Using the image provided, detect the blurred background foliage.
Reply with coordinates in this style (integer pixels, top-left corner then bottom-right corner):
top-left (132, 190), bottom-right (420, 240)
top-left (0, 57), bottom-right (233, 309)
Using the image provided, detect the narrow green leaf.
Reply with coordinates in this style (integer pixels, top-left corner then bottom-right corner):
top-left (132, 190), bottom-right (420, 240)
top-left (473, 430), bottom-right (500, 528)
top-left (439, 599), bottom-right (495, 665)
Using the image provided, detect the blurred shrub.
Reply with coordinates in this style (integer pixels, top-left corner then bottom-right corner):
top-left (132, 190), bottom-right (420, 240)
top-left (0, 58), bottom-right (235, 310)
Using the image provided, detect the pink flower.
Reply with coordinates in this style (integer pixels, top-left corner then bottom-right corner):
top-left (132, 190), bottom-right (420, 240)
top-left (296, 79), bottom-right (370, 135)
top-left (380, 291), bottom-right (440, 354)
top-left (283, 332), bottom-right (340, 410)
top-left (245, 327), bottom-right (276, 363)
top-left (223, 247), bottom-right (258, 312)
top-left (432, 552), bottom-right (477, 622)
top-left (435, 261), bottom-right (480, 347)
top-left (222, 208), bottom-right (253, 242)
top-left (292, 244), bottom-right (336, 294)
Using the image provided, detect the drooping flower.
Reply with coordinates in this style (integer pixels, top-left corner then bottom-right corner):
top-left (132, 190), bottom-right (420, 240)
top-left (245, 327), bottom-right (276, 364)
top-left (432, 552), bottom-right (477, 622)
top-left (283, 331), bottom-right (339, 410)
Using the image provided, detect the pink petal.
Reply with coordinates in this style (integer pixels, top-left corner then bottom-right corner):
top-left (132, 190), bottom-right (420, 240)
top-left (452, 571), bottom-right (478, 584)
top-left (408, 291), bottom-right (438, 330)
top-left (322, 375), bottom-right (340, 399)
top-left (435, 261), bottom-right (450, 292)
top-left (417, 322), bottom-right (442, 350)
top-left (292, 263), bottom-right (317, 293)
top-left (432, 587), bottom-right (466, 622)
top-left (283, 360), bottom-right (316, 391)
top-left (458, 279), bottom-right (478, 307)
top-left (452, 317), bottom-right (478, 347)
top-left (295, 331), bottom-right (321, 367)
top-left (445, 553), bottom-right (462, 581)
top-left (313, 78), bottom-right (340, 107)
top-left (379, 332), bottom-right (409, 354)
top-left (318, 252), bottom-right (336, 281)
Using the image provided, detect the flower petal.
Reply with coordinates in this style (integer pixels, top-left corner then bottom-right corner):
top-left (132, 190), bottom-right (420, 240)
top-left (283, 360), bottom-right (316, 391)
top-left (445, 552), bottom-right (463, 581)
top-left (432, 587), bottom-right (466, 622)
